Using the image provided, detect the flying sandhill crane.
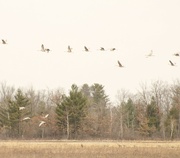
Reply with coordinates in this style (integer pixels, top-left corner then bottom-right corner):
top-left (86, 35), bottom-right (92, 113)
top-left (41, 44), bottom-right (50, 53)
top-left (100, 47), bottom-right (105, 51)
top-left (22, 117), bottom-right (31, 121)
top-left (2, 39), bottom-right (7, 44)
top-left (117, 60), bottom-right (123, 67)
top-left (110, 48), bottom-right (116, 51)
top-left (146, 50), bottom-right (153, 57)
top-left (84, 46), bottom-right (89, 52)
top-left (169, 60), bottom-right (175, 66)
top-left (67, 45), bottom-right (72, 52)
top-left (39, 121), bottom-right (46, 127)
top-left (174, 53), bottom-right (180, 56)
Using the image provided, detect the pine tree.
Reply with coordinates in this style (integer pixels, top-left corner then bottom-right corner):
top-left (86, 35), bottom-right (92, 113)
top-left (146, 96), bottom-right (161, 136)
top-left (90, 83), bottom-right (109, 138)
top-left (91, 83), bottom-right (109, 104)
top-left (7, 89), bottom-right (30, 137)
top-left (165, 106), bottom-right (179, 139)
top-left (56, 84), bottom-right (87, 139)
top-left (124, 98), bottom-right (135, 129)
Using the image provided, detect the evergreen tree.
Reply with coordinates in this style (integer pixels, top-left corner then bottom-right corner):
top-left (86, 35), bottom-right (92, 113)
top-left (56, 84), bottom-right (87, 139)
top-left (165, 105), bottom-right (179, 139)
top-left (89, 83), bottom-right (109, 138)
top-left (7, 89), bottom-right (30, 137)
top-left (146, 96), bottom-right (161, 136)
top-left (168, 83), bottom-right (180, 139)
top-left (81, 84), bottom-right (91, 98)
top-left (91, 83), bottom-right (109, 104)
top-left (124, 98), bottom-right (135, 129)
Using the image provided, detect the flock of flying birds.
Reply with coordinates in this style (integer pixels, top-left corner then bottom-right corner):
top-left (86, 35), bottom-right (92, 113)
top-left (33, 42), bottom-right (180, 68)
top-left (19, 106), bottom-right (49, 127)
top-left (1, 39), bottom-right (179, 68)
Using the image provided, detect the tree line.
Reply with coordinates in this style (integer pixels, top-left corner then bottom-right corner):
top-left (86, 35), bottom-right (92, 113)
top-left (0, 80), bottom-right (180, 140)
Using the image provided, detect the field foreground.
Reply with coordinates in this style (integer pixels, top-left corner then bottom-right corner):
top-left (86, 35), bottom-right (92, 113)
top-left (0, 140), bottom-right (180, 158)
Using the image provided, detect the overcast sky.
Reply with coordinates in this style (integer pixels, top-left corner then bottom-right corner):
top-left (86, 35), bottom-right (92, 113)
top-left (0, 0), bottom-right (180, 102)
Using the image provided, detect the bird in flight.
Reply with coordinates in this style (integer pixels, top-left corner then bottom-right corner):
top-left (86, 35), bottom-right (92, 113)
top-left (67, 45), bottom-right (72, 52)
top-left (84, 46), bottom-right (89, 52)
top-left (41, 44), bottom-right (50, 53)
top-left (100, 47), bottom-right (105, 51)
top-left (43, 114), bottom-right (49, 119)
top-left (117, 60), bottom-right (124, 67)
top-left (146, 50), bottom-right (153, 57)
top-left (110, 48), bottom-right (116, 51)
top-left (19, 107), bottom-right (25, 110)
top-left (174, 53), bottom-right (180, 56)
top-left (169, 60), bottom-right (175, 66)
top-left (39, 121), bottom-right (46, 127)
top-left (22, 117), bottom-right (31, 121)
top-left (2, 39), bottom-right (7, 44)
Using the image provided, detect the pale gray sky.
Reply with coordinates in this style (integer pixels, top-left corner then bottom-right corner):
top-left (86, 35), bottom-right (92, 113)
top-left (0, 0), bottom-right (180, 102)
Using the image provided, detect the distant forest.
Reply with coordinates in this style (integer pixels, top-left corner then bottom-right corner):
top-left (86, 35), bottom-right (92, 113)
top-left (0, 80), bottom-right (180, 140)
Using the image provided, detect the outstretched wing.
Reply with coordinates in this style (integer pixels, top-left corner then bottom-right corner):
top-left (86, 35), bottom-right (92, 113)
top-left (169, 60), bottom-right (174, 66)
top-left (68, 45), bottom-right (72, 52)
top-left (2, 39), bottom-right (6, 44)
top-left (118, 60), bottom-right (123, 67)
top-left (44, 114), bottom-right (49, 118)
top-left (84, 46), bottom-right (89, 52)
top-left (39, 121), bottom-right (46, 127)
top-left (41, 44), bottom-right (45, 52)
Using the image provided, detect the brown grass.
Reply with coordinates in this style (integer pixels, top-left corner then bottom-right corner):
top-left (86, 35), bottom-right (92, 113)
top-left (0, 140), bottom-right (180, 158)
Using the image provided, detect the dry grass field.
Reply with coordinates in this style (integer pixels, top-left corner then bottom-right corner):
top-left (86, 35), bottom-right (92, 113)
top-left (0, 140), bottom-right (180, 158)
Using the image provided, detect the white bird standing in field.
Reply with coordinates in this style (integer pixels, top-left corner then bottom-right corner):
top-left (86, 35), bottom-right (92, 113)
top-left (39, 121), bottom-right (46, 127)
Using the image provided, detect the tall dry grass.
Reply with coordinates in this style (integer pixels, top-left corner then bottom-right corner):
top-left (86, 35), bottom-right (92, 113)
top-left (0, 140), bottom-right (180, 158)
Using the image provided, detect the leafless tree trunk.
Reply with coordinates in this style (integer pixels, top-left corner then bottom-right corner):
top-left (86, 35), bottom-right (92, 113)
top-left (41, 127), bottom-right (45, 139)
top-left (119, 110), bottom-right (124, 139)
top-left (138, 82), bottom-right (151, 106)
top-left (170, 119), bottom-right (175, 140)
top-left (116, 89), bottom-right (130, 139)
top-left (109, 106), bottom-right (113, 138)
top-left (171, 80), bottom-right (180, 138)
